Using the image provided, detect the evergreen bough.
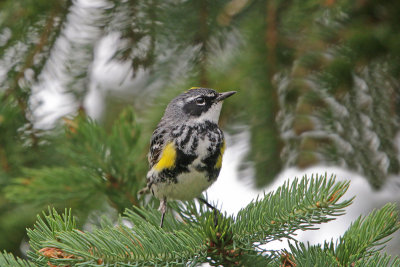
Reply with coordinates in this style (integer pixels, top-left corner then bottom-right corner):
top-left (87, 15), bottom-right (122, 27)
top-left (2, 174), bottom-right (399, 266)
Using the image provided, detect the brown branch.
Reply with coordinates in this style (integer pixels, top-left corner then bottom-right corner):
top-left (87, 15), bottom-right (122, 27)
top-left (198, 1), bottom-right (209, 87)
top-left (4, 6), bottom-right (59, 111)
top-left (265, 0), bottom-right (277, 76)
top-left (0, 147), bottom-right (10, 172)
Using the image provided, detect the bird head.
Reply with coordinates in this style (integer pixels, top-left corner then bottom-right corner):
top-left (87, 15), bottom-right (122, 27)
top-left (164, 88), bottom-right (236, 124)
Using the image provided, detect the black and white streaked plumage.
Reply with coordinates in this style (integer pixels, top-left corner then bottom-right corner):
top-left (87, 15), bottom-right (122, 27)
top-left (144, 87), bottom-right (236, 227)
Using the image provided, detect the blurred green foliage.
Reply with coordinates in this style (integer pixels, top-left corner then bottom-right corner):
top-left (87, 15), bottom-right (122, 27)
top-left (0, 0), bottom-right (400, 258)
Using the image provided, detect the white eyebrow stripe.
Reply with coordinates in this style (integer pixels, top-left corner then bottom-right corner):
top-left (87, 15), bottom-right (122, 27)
top-left (186, 93), bottom-right (216, 103)
top-left (186, 96), bottom-right (198, 102)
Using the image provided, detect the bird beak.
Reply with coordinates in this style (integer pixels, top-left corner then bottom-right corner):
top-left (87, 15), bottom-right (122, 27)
top-left (216, 91), bottom-right (236, 102)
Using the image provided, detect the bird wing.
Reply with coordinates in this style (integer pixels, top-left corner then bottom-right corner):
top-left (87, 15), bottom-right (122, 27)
top-left (144, 124), bottom-right (176, 193)
top-left (148, 125), bottom-right (170, 168)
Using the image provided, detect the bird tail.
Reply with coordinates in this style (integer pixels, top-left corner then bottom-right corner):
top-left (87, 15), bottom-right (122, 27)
top-left (138, 186), bottom-right (150, 195)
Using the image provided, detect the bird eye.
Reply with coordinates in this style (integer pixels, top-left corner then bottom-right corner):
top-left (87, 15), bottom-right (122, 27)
top-left (195, 97), bottom-right (205, 105)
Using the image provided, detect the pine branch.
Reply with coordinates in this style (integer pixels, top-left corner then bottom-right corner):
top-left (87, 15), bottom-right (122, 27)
top-left (22, 174), bottom-right (364, 266)
top-left (0, 251), bottom-right (35, 267)
top-left (6, 166), bottom-right (102, 205)
top-left (285, 203), bottom-right (400, 266)
top-left (335, 203), bottom-right (400, 265)
top-left (6, 108), bottom-right (144, 212)
top-left (233, 174), bottom-right (352, 245)
top-left (285, 243), bottom-right (340, 266)
top-left (106, 0), bottom-right (157, 73)
top-left (353, 253), bottom-right (400, 267)
top-left (28, 208), bottom-right (206, 266)
top-left (0, 1), bottom-right (70, 109)
top-left (272, 0), bottom-right (400, 188)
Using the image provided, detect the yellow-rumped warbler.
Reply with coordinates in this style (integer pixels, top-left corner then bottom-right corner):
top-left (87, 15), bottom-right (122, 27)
top-left (143, 87), bottom-right (236, 227)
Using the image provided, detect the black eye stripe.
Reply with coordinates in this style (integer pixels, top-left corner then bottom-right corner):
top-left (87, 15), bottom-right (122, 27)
top-left (183, 95), bottom-right (216, 116)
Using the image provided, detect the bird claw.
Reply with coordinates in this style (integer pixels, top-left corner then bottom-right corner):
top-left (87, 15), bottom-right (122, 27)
top-left (198, 197), bottom-right (219, 227)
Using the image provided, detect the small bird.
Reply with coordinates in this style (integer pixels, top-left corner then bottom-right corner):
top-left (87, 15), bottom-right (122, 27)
top-left (144, 87), bottom-right (236, 227)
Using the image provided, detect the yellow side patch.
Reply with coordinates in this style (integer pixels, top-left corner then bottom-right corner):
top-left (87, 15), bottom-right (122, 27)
top-left (154, 142), bottom-right (177, 171)
top-left (215, 140), bottom-right (226, 169)
top-left (189, 87), bottom-right (201, 90)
